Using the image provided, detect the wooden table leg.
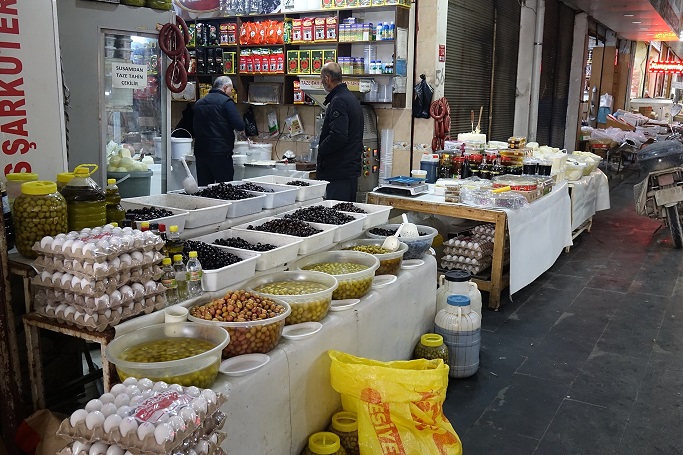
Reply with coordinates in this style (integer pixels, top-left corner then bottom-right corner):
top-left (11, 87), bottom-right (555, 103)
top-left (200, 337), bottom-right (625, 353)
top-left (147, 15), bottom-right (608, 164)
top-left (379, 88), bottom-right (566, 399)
top-left (23, 320), bottom-right (45, 411)
top-left (101, 343), bottom-right (116, 392)
top-left (488, 212), bottom-right (507, 310)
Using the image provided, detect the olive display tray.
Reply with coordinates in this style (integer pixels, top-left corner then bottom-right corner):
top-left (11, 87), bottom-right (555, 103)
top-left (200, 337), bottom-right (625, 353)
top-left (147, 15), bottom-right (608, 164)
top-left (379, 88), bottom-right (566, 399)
top-left (229, 180), bottom-right (299, 209)
top-left (201, 248), bottom-right (260, 292)
top-left (243, 175), bottom-right (329, 201)
top-left (120, 194), bottom-right (231, 229)
top-left (191, 230), bottom-right (303, 271)
top-left (231, 216), bottom-right (338, 255)
top-left (168, 188), bottom-right (267, 219)
top-left (135, 211), bottom-right (189, 234)
top-left (275, 208), bottom-right (366, 243)
top-left (317, 200), bottom-right (392, 230)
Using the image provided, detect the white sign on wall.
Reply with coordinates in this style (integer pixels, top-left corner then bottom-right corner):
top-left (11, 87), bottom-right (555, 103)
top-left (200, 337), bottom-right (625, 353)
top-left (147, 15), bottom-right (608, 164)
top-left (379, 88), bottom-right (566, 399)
top-left (112, 63), bottom-right (148, 89)
top-left (0, 0), bottom-right (67, 177)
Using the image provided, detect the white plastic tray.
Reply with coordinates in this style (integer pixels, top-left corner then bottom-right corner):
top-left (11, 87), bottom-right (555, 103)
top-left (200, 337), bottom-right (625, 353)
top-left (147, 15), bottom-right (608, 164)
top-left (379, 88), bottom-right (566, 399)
top-left (231, 216), bottom-right (337, 255)
top-left (231, 181), bottom-right (298, 209)
top-left (120, 194), bottom-right (231, 229)
top-left (243, 175), bottom-right (329, 201)
top-left (276, 208), bottom-right (366, 243)
top-left (190, 229), bottom-right (302, 271)
top-left (201, 248), bottom-right (260, 292)
top-left (169, 188), bottom-right (267, 219)
top-left (317, 200), bottom-right (392, 229)
top-left (118, 206), bottom-right (189, 233)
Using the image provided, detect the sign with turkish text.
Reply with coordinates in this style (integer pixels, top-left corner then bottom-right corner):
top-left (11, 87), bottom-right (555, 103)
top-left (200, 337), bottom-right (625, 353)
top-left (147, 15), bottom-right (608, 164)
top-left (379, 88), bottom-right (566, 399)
top-left (0, 0), bottom-right (67, 177)
top-left (299, 77), bottom-right (360, 91)
top-left (112, 63), bottom-right (148, 89)
top-left (649, 60), bottom-right (683, 74)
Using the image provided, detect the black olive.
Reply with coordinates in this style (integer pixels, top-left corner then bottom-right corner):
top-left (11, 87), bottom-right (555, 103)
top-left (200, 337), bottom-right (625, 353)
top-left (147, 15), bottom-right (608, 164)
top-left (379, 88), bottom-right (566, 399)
top-left (213, 237), bottom-right (277, 251)
top-left (282, 206), bottom-right (354, 225)
top-left (125, 207), bottom-right (175, 221)
top-left (286, 180), bottom-right (310, 186)
top-left (182, 240), bottom-right (243, 270)
top-left (246, 219), bottom-right (322, 237)
top-left (332, 202), bottom-right (367, 213)
top-left (235, 182), bottom-right (274, 193)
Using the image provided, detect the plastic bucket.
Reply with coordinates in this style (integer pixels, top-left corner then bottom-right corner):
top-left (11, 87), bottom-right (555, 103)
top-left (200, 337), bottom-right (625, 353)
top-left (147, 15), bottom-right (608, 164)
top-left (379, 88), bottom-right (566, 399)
top-left (171, 128), bottom-right (193, 160)
top-left (153, 136), bottom-right (162, 158)
top-left (107, 170), bottom-right (153, 198)
top-left (248, 143), bottom-right (273, 161)
top-left (234, 141), bottom-right (249, 155)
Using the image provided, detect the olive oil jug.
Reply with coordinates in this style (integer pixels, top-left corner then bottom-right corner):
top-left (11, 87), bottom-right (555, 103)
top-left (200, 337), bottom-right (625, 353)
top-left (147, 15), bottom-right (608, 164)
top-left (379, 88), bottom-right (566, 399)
top-left (62, 164), bottom-right (107, 231)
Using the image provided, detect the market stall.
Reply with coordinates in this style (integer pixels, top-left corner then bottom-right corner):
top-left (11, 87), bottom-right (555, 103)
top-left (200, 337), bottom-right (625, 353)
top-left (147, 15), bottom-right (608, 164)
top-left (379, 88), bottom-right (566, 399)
top-left (568, 169), bottom-right (611, 233)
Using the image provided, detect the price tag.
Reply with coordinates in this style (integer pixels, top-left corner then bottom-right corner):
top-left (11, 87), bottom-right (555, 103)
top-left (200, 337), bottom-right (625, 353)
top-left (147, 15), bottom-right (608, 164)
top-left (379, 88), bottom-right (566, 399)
top-left (359, 79), bottom-right (372, 93)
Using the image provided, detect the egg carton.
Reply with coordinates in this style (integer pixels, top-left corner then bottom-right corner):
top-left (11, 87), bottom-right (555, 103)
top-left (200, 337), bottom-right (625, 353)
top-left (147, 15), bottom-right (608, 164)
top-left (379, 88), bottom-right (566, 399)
top-left (32, 266), bottom-right (162, 297)
top-left (58, 379), bottom-right (227, 455)
top-left (441, 255), bottom-right (491, 267)
top-left (34, 281), bottom-right (166, 314)
top-left (58, 431), bottom-right (227, 455)
top-left (444, 237), bottom-right (493, 253)
top-left (34, 251), bottom-right (164, 279)
top-left (440, 259), bottom-right (492, 275)
top-left (35, 294), bottom-right (165, 332)
top-left (442, 246), bottom-right (491, 260)
top-left (32, 225), bottom-right (164, 262)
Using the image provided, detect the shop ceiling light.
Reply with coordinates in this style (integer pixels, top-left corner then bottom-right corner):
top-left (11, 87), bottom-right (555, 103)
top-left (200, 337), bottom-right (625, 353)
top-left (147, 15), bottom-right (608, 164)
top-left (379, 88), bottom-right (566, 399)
top-left (624, 14), bottom-right (635, 17)
top-left (632, 21), bottom-right (642, 23)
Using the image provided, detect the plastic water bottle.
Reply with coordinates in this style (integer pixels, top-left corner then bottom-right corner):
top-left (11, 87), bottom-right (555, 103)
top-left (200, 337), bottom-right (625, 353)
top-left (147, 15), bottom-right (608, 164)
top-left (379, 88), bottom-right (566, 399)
top-left (161, 257), bottom-right (179, 305)
top-left (186, 251), bottom-right (203, 297)
top-left (173, 254), bottom-right (188, 301)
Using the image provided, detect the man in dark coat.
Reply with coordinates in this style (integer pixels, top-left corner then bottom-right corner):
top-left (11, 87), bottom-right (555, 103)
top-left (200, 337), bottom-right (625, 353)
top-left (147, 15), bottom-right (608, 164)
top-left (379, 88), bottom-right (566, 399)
top-left (317, 62), bottom-right (364, 202)
top-left (193, 76), bottom-right (245, 186)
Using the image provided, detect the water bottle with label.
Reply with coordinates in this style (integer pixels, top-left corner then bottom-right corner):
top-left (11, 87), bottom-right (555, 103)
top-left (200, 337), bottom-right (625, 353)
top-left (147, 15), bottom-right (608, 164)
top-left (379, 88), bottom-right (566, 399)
top-left (161, 257), bottom-right (179, 305)
top-left (186, 251), bottom-right (203, 297)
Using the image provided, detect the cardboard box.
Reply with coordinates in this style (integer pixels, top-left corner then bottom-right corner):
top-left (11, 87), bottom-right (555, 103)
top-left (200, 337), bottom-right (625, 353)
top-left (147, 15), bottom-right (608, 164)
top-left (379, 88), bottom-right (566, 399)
top-left (223, 52), bottom-right (236, 74)
top-left (605, 117), bottom-right (635, 131)
top-left (311, 50), bottom-right (324, 74)
top-left (298, 50), bottom-right (311, 74)
top-left (314, 17), bottom-right (326, 41)
top-left (326, 16), bottom-right (337, 41)
top-left (323, 49), bottom-right (336, 64)
top-left (302, 17), bottom-right (314, 42)
top-left (287, 50), bottom-right (300, 74)
top-left (293, 80), bottom-right (304, 104)
top-left (291, 18), bottom-right (303, 42)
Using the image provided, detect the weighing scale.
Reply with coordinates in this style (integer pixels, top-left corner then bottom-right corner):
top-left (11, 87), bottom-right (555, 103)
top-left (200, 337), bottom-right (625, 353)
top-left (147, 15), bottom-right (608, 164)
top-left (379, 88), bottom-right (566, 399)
top-left (375, 176), bottom-right (430, 196)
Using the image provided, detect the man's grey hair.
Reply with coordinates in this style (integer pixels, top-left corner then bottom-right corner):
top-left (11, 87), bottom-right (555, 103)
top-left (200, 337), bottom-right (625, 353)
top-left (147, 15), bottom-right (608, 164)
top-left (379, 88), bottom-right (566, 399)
top-left (213, 76), bottom-right (233, 90)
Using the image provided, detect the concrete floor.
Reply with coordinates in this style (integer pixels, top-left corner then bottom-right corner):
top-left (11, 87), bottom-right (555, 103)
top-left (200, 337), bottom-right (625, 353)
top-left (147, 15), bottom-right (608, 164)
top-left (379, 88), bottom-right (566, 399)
top-left (443, 167), bottom-right (683, 454)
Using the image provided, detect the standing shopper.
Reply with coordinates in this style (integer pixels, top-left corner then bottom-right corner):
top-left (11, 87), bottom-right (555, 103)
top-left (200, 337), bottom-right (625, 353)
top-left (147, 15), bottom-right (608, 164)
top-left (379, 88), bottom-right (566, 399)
top-left (317, 62), bottom-right (364, 202)
top-left (193, 76), bottom-right (245, 186)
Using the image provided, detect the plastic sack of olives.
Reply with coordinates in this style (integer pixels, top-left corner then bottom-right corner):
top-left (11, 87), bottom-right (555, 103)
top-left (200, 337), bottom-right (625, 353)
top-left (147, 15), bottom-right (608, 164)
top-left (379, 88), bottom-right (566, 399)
top-left (59, 431), bottom-right (226, 455)
top-left (57, 378), bottom-right (227, 455)
top-left (33, 225), bottom-right (164, 262)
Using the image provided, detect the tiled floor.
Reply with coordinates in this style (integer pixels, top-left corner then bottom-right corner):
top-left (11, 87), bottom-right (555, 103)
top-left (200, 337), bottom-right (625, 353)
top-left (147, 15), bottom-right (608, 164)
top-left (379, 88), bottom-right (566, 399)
top-left (443, 167), bottom-right (683, 454)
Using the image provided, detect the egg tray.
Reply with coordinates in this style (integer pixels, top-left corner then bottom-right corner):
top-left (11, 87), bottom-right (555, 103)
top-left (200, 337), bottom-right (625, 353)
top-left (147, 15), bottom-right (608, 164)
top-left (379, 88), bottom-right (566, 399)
top-left (441, 259), bottom-right (492, 275)
top-left (442, 247), bottom-right (491, 260)
top-left (34, 251), bottom-right (164, 280)
top-left (58, 431), bottom-right (226, 455)
top-left (443, 237), bottom-right (493, 254)
top-left (32, 266), bottom-right (163, 298)
top-left (34, 281), bottom-right (166, 314)
top-left (35, 293), bottom-right (166, 332)
top-left (58, 387), bottom-right (227, 455)
top-left (32, 227), bottom-right (164, 263)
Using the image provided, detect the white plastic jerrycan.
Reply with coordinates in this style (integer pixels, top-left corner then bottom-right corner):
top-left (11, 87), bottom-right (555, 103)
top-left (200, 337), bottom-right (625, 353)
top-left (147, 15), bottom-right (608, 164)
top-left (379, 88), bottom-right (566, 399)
top-left (436, 269), bottom-right (482, 317)
top-left (434, 295), bottom-right (481, 378)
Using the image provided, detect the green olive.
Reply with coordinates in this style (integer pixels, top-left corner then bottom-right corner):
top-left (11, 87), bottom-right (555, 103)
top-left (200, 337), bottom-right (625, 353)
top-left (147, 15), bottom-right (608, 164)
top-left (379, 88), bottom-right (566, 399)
top-left (13, 192), bottom-right (67, 258)
top-left (344, 245), bottom-right (391, 254)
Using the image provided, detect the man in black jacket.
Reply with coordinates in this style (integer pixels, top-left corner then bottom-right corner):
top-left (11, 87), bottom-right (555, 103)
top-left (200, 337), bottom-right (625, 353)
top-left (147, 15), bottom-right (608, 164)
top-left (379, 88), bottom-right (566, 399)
top-left (317, 62), bottom-right (364, 202)
top-left (193, 76), bottom-right (245, 186)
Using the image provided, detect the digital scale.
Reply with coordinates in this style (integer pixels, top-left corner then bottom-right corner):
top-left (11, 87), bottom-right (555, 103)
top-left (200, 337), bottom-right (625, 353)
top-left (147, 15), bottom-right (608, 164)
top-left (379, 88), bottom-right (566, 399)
top-left (375, 176), bottom-right (430, 196)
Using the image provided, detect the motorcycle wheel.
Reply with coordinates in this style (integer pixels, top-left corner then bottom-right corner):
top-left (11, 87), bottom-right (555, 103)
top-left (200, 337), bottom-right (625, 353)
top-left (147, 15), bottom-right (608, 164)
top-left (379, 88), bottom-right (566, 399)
top-left (666, 205), bottom-right (683, 249)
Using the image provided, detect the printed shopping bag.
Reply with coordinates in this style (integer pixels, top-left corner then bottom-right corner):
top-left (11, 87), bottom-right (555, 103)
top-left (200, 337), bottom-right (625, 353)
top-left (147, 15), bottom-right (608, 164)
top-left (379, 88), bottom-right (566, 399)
top-left (329, 350), bottom-right (461, 455)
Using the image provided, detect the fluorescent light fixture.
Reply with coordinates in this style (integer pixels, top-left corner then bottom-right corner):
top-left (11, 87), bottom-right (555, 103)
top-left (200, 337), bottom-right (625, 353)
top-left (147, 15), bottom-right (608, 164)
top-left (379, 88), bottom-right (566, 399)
top-left (624, 14), bottom-right (635, 17)
top-left (632, 21), bottom-right (642, 24)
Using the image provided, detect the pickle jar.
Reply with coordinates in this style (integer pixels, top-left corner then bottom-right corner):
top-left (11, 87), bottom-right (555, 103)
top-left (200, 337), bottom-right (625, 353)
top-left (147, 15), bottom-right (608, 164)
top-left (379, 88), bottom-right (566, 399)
top-left (13, 181), bottom-right (68, 259)
top-left (413, 333), bottom-right (449, 363)
top-left (302, 432), bottom-right (347, 455)
top-left (327, 412), bottom-right (360, 455)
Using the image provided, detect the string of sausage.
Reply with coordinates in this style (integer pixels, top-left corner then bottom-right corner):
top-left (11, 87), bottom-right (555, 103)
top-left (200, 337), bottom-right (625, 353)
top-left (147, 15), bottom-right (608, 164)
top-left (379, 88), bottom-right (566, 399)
top-left (430, 97), bottom-right (451, 151)
top-left (159, 16), bottom-right (190, 94)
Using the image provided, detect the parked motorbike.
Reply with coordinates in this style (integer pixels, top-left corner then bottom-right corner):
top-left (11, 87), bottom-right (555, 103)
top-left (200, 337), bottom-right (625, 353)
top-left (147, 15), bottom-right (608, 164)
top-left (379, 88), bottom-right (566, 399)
top-left (634, 140), bottom-right (683, 248)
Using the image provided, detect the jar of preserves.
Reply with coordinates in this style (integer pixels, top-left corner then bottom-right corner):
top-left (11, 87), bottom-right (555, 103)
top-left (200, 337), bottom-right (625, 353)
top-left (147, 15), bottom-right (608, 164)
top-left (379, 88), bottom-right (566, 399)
top-left (13, 181), bottom-right (68, 259)
top-left (327, 412), bottom-right (359, 455)
top-left (452, 157), bottom-right (464, 179)
top-left (61, 164), bottom-right (106, 231)
top-left (439, 153), bottom-right (453, 179)
top-left (413, 333), bottom-right (449, 363)
top-left (302, 432), bottom-right (347, 455)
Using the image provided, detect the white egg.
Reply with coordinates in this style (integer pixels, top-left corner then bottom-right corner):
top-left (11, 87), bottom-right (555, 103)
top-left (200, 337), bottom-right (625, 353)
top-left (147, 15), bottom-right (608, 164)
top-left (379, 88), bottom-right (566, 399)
top-left (113, 393), bottom-right (130, 407)
top-left (116, 405), bottom-right (132, 417)
top-left (156, 413), bottom-right (170, 423)
top-left (40, 236), bottom-right (54, 249)
top-left (129, 395), bottom-right (144, 407)
top-left (60, 273), bottom-right (72, 286)
top-left (122, 377), bottom-right (138, 386)
top-left (70, 409), bottom-right (88, 426)
top-left (187, 449), bottom-right (198, 455)
top-left (100, 392), bottom-right (115, 404)
top-left (103, 414), bottom-right (122, 433)
top-left (152, 381), bottom-right (168, 392)
top-left (72, 441), bottom-right (92, 455)
top-left (100, 403), bottom-right (118, 417)
top-left (179, 407), bottom-right (197, 425)
top-left (168, 416), bottom-right (186, 432)
top-left (190, 397), bottom-right (207, 415)
top-left (137, 378), bottom-right (153, 390)
top-left (55, 303), bottom-right (68, 316)
top-left (103, 224), bottom-right (114, 232)
top-left (71, 275), bottom-right (82, 288)
top-left (200, 389), bottom-right (217, 405)
top-left (120, 254), bottom-right (132, 266)
top-left (131, 251), bottom-right (143, 263)
top-left (168, 384), bottom-right (183, 393)
top-left (63, 305), bottom-right (77, 320)
top-left (154, 423), bottom-right (175, 444)
top-left (72, 240), bottom-right (85, 254)
top-left (184, 386), bottom-right (201, 398)
top-left (89, 441), bottom-right (109, 455)
top-left (85, 411), bottom-right (105, 430)
top-left (141, 389), bottom-right (154, 399)
top-left (52, 237), bottom-right (64, 251)
top-left (50, 272), bottom-right (63, 284)
top-left (104, 309), bottom-right (112, 318)
top-left (96, 239), bottom-right (110, 252)
top-left (209, 433), bottom-right (218, 444)
top-left (106, 446), bottom-right (125, 455)
top-left (112, 227), bottom-right (123, 235)
top-left (110, 383), bottom-right (127, 396)
top-left (118, 417), bottom-right (138, 437)
top-left (193, 440), bottom-right (209, 455)
top-left (125, 385), bottom-right (141, 396)
top-left (137, 421), bottom-right (155, 440)
top-left (83, 243), bottom-right (96, 256)
top-left (62, 239), bottom-right (74, 252)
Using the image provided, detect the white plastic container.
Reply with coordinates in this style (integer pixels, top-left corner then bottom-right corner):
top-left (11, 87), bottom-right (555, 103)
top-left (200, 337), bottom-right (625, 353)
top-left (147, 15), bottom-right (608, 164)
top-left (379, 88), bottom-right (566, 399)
top-left (131, 210), bottom-right (189, 233)
top-left (120, 193), bottom-right (231, 228)
top-left (317, 200), bottom-right (391, 229)
top-left (190, 229), bottom-right (302, 271)
top-left (234, 141), bottom-right (250, 156)
top-left (277, 208), bottom-right (366, 243)
top-left (436, 270), bottom-right (482, 318)
top-left (243, 175), bottom-right (329, 201)
top-left (201, 248), bottom-right (260, 292)
top-left (231, 216), bottom-right (338, 255)
top-left (434, 295), bottom-right (481, 378)
top-left (248, 143), bottom-right (273, 161)
top-left (224, 192), bottom-right (266, 218)
top-left (231, 180), bottom-right (298, 209)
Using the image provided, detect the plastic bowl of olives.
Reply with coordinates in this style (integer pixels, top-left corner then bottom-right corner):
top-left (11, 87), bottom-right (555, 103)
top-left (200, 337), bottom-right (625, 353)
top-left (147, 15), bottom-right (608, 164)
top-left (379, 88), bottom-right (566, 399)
top-left (291, 251), bottom-right (379, 300)
top-left (105, 322), bottom-right (229, 388)
top-left (188, 291), bottom-right (291, 358)
top-left (245, 271), bottom-right (338, 325)
top-left (366, 224), bottom-right (439, 260)
top-left (336, 239), bottom-right (409, 275)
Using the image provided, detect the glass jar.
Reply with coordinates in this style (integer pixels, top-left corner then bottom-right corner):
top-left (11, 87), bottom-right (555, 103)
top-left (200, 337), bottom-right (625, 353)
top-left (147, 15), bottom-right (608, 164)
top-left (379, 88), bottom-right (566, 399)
top-left (452, 157), bottom-right (465, 179)
top-left (439, 153), bottom-right (453, 179)
top-left (13, 181), bottom-right (68, 259)
top-left (5, 172), bottom-right (38, 209)
top-left (327, 412), bottom-right (360, 455)
top-left (302, 432), bottom-right (347, 455)
top-left (413, 333), bottom-right (449, 363)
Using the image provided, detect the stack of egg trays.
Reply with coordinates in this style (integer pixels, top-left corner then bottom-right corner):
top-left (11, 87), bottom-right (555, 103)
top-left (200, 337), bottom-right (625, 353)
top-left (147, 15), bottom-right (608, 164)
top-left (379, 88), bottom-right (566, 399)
top-left (58, 431), bottom-right (227, 455)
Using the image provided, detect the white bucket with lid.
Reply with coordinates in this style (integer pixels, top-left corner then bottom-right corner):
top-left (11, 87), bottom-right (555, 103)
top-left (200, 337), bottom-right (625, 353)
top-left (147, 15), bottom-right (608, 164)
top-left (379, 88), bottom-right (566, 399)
top-left (170, 128), bottom-right (193, 160)
top-left (234, 141), bottom-right (249, 155)
top-left (248, 143), bottom-right (273, 161)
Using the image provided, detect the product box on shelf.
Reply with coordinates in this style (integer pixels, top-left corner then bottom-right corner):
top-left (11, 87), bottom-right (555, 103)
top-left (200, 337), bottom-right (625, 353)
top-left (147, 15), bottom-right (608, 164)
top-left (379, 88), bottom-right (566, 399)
top-left (219, 22), bottom-right (237, 45)
top-left (291, 18), bottom-right (303, 42)
top-left (224, 52), bottom-right (236, 74)
top-left (311, 50), bottom-right (324, 74)
top-left (299, 50), bottom-right (311, 74)
top-left (314, 17), bottom-right (326, 41)
top-left (293, 80), bottom-right (304, 104)
top-left (322, 0), bottom-right (333, 8)
top-left (334, 0), bottom-right (346, 7)
top-left (347, 0), bottom-right (359, 7)
top-left (371, 0), bottom-right (385, 5)
top-left (323, 49), bottom-right (337, 64)
top-left (287, 50), bottom-right (300, 74)
top-left (302, 17), bottom-right (314, 41)
top-left (188, 23), bottom-right (196, 47)
top-left (326, 16), bottom-right (338, 40)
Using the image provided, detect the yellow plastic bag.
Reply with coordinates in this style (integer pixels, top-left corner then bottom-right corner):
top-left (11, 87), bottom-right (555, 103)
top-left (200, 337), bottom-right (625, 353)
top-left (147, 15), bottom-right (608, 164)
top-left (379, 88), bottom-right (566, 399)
top-left (329, 351), bottom-right (462, 455)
